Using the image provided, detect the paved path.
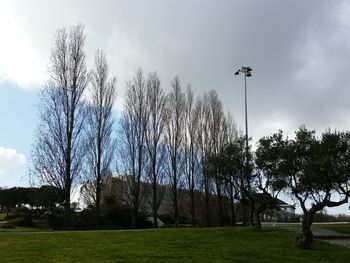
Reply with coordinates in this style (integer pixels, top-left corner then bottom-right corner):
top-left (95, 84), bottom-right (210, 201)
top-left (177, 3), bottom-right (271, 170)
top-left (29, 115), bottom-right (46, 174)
top-left (311, 226), bottom-right (350, 248)
top-left (263, 222), bottom-right (350, 248)
top-left (311, 226), bottom-right (349, 238)
top-left (325, 239), bottom-right (350, 248)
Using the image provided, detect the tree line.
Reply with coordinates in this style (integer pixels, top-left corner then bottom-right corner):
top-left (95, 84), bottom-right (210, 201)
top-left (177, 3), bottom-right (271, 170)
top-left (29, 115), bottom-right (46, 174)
top-left (30, 24), bottom-right (238, 229)
top-left (0, 186), bottom-right (64, 211)
top-left (28, 24), bottom-right (350, 250)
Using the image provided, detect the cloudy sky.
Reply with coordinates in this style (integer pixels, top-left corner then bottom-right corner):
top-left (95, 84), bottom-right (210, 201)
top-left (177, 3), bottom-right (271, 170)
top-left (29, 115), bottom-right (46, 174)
top-left (1, 0), bottom-right (350, 214)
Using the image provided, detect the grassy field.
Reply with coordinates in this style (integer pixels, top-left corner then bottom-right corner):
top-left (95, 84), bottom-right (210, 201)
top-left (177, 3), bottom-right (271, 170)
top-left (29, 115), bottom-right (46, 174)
top-left (0, 212), bottom-right (8, 221)
top-left (0, 227), bottom-right (349, 262)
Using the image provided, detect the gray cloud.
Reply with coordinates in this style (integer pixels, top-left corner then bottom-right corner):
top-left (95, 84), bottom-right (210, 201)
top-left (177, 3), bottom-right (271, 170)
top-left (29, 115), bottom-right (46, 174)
top-left (6, 0), bottom-right (350, 141)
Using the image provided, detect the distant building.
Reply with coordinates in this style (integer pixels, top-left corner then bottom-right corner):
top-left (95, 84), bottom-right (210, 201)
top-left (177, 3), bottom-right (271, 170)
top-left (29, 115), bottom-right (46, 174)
top-left (262, 199), bottom-right (296, 222)
top-left (96, 174), bottom-right (298, 224)
top-left (276, 199), bottom-right (296, 214)
top-left (99, 174), bottom-right (235, 226)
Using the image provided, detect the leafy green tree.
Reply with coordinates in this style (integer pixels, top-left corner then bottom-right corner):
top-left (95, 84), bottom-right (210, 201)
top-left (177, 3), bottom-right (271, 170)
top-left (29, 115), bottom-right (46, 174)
top-left (258, 127), bottom-right (350, 249)
top-left (226, 136), bottom-right (279, 231)
top-left (218, 137), bottom-right (256, 226)
top-left (204, 150), bottom-right (227, 225)
top-left (204, 136), bottom-right (276, 229)
top-left (0, 186), bottom-right (64, 212)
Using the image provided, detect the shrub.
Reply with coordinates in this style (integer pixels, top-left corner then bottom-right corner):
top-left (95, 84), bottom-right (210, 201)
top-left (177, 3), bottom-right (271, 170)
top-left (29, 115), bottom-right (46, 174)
top-left (4, 213), bottom-right (20, 221)
top-left (19, 214), bottom-right (33, 227)
top-left (0, 222), bottom-right (14, 229)
top-left (48, 213), bottom-right (64, 230)
top-left (158, 214), bottom-right (174, 226)
top-left (72, 209), bottom-right (95, 230)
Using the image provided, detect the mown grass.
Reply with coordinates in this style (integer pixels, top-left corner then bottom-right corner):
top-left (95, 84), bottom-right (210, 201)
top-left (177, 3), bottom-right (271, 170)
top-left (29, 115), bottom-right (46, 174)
top-left (0, 212), bottom-right (8, 221)
top-left (0, 227), bottom-right (349, 262)
top-left (0, 225), bottom-right (45, 232)
top-left (319, 223), bottom-right (350, 235)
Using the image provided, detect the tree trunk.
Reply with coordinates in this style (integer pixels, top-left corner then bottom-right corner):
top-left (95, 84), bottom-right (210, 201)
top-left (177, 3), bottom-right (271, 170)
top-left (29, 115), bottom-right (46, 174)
top-left (230, 203), bottom-right (236, 226)
top-left (229, 180), bottom-right (236, 226)
top-left (152, 180), bottom-right (158, 228)
top-left (240, 191), bottom-right (248, 226)
top-left (249, 201), bottom-right (255, 227)
top-left (253, 211), bottom-right (262, 231)
top-left (204, 178), bottom-right (211, 227)
top-left (173, 159), bottom-right (179, 228)
top-left (217, 192), bottom-right (224, 226)
top-left (132, 209), bottom-right (138, 229)
top-left (190, 189), bottom-right (196, 226)
top-left (63, 187), bottom-right (71, 229)
top-left (215, 175), bottom-right (224, 226)
top-left (132, 186), bottom-right (139, 229)
top-left (95, 133), bottom-right (102, 229)
top-left (296, 214), bottom-right (314, 249)
top-left (173, 185), bottom-right (179, 227)
top-left (95, 179), bottom-right (101, 228)
top-left (131, 182), bottom-right (140, 229)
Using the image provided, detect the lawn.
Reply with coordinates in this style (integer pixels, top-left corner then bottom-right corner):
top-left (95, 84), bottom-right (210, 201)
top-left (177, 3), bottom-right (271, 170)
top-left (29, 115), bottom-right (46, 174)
top-left (0, 212), bottom-right (9, 221)
top-left (0, 227), bottom-right (349, 262)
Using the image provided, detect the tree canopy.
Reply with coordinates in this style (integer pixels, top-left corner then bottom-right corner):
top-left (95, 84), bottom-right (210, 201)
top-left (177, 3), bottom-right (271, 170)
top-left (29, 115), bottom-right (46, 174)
top-left (256, 126), bottom-right (350, 249)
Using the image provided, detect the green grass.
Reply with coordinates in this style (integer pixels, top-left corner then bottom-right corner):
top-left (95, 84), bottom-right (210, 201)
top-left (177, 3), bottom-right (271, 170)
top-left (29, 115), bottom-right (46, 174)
top-left (0, 225), bottom-right (47, 232)
top-left (319, 224), bottom-right (350, 235)
top-left (0, 227), bottom-right (349, 262)
top-left (0, 212), bottom-right (9, 221)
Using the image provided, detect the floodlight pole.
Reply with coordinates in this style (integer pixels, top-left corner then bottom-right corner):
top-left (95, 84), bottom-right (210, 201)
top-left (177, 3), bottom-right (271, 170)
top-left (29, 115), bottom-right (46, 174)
top-left (235, 66), bottom-right (252, 225)
top-left (244, 71), bottom-right (248, 158)
top-left (235, 66), bottom-right (252, 165)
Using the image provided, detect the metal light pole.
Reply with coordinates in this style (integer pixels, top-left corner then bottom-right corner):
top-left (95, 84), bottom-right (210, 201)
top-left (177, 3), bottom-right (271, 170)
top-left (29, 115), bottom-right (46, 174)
top-left (235, 66), bottom-right (252, 225)
top-left (235, 66), bottom-right (252, 162)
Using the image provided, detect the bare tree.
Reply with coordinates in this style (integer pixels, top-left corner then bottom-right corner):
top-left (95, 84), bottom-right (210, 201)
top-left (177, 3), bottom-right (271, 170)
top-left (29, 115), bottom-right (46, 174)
top-left (183, 86), bottom-right (200, 226)
top-left (83, 49), bottom-right (116, 227)
top-left (207, 90), bottom-right (226, 225)
top-left (118, 68), bottom-right (148, 228)
top-left (195, 90), bottom-right (232, 226)
top-left (165, 76), bottom-right (185, 227)
top-left (196, 93), bottom-right (213, 226)
top-left (222, 113), bottom-right (239, 226)
top-left (145, 72), bottom-right (167, 227)
top-left (31, 24), bottom-right (88, 228)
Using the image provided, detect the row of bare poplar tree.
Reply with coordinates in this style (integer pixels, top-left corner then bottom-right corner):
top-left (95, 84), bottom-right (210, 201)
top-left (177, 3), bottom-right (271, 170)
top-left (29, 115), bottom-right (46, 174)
top-left (30, 24), bottom-right (238, 228)
top-left (116, 70), bottom-right (237, 228)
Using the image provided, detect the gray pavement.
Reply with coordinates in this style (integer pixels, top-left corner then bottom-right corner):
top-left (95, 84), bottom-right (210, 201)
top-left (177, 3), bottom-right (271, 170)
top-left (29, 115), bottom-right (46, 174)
top-left (263, 222), bottom-right (350, 248)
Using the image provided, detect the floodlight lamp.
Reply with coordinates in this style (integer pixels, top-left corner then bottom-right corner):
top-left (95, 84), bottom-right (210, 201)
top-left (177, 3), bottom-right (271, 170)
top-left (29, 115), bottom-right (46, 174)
top-left (235, 70), bottom-right (240, 75)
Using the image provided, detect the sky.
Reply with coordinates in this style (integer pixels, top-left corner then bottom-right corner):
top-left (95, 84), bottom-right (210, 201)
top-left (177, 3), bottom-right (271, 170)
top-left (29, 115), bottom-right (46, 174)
top-left (1, 0), bottom-right (350, 214)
